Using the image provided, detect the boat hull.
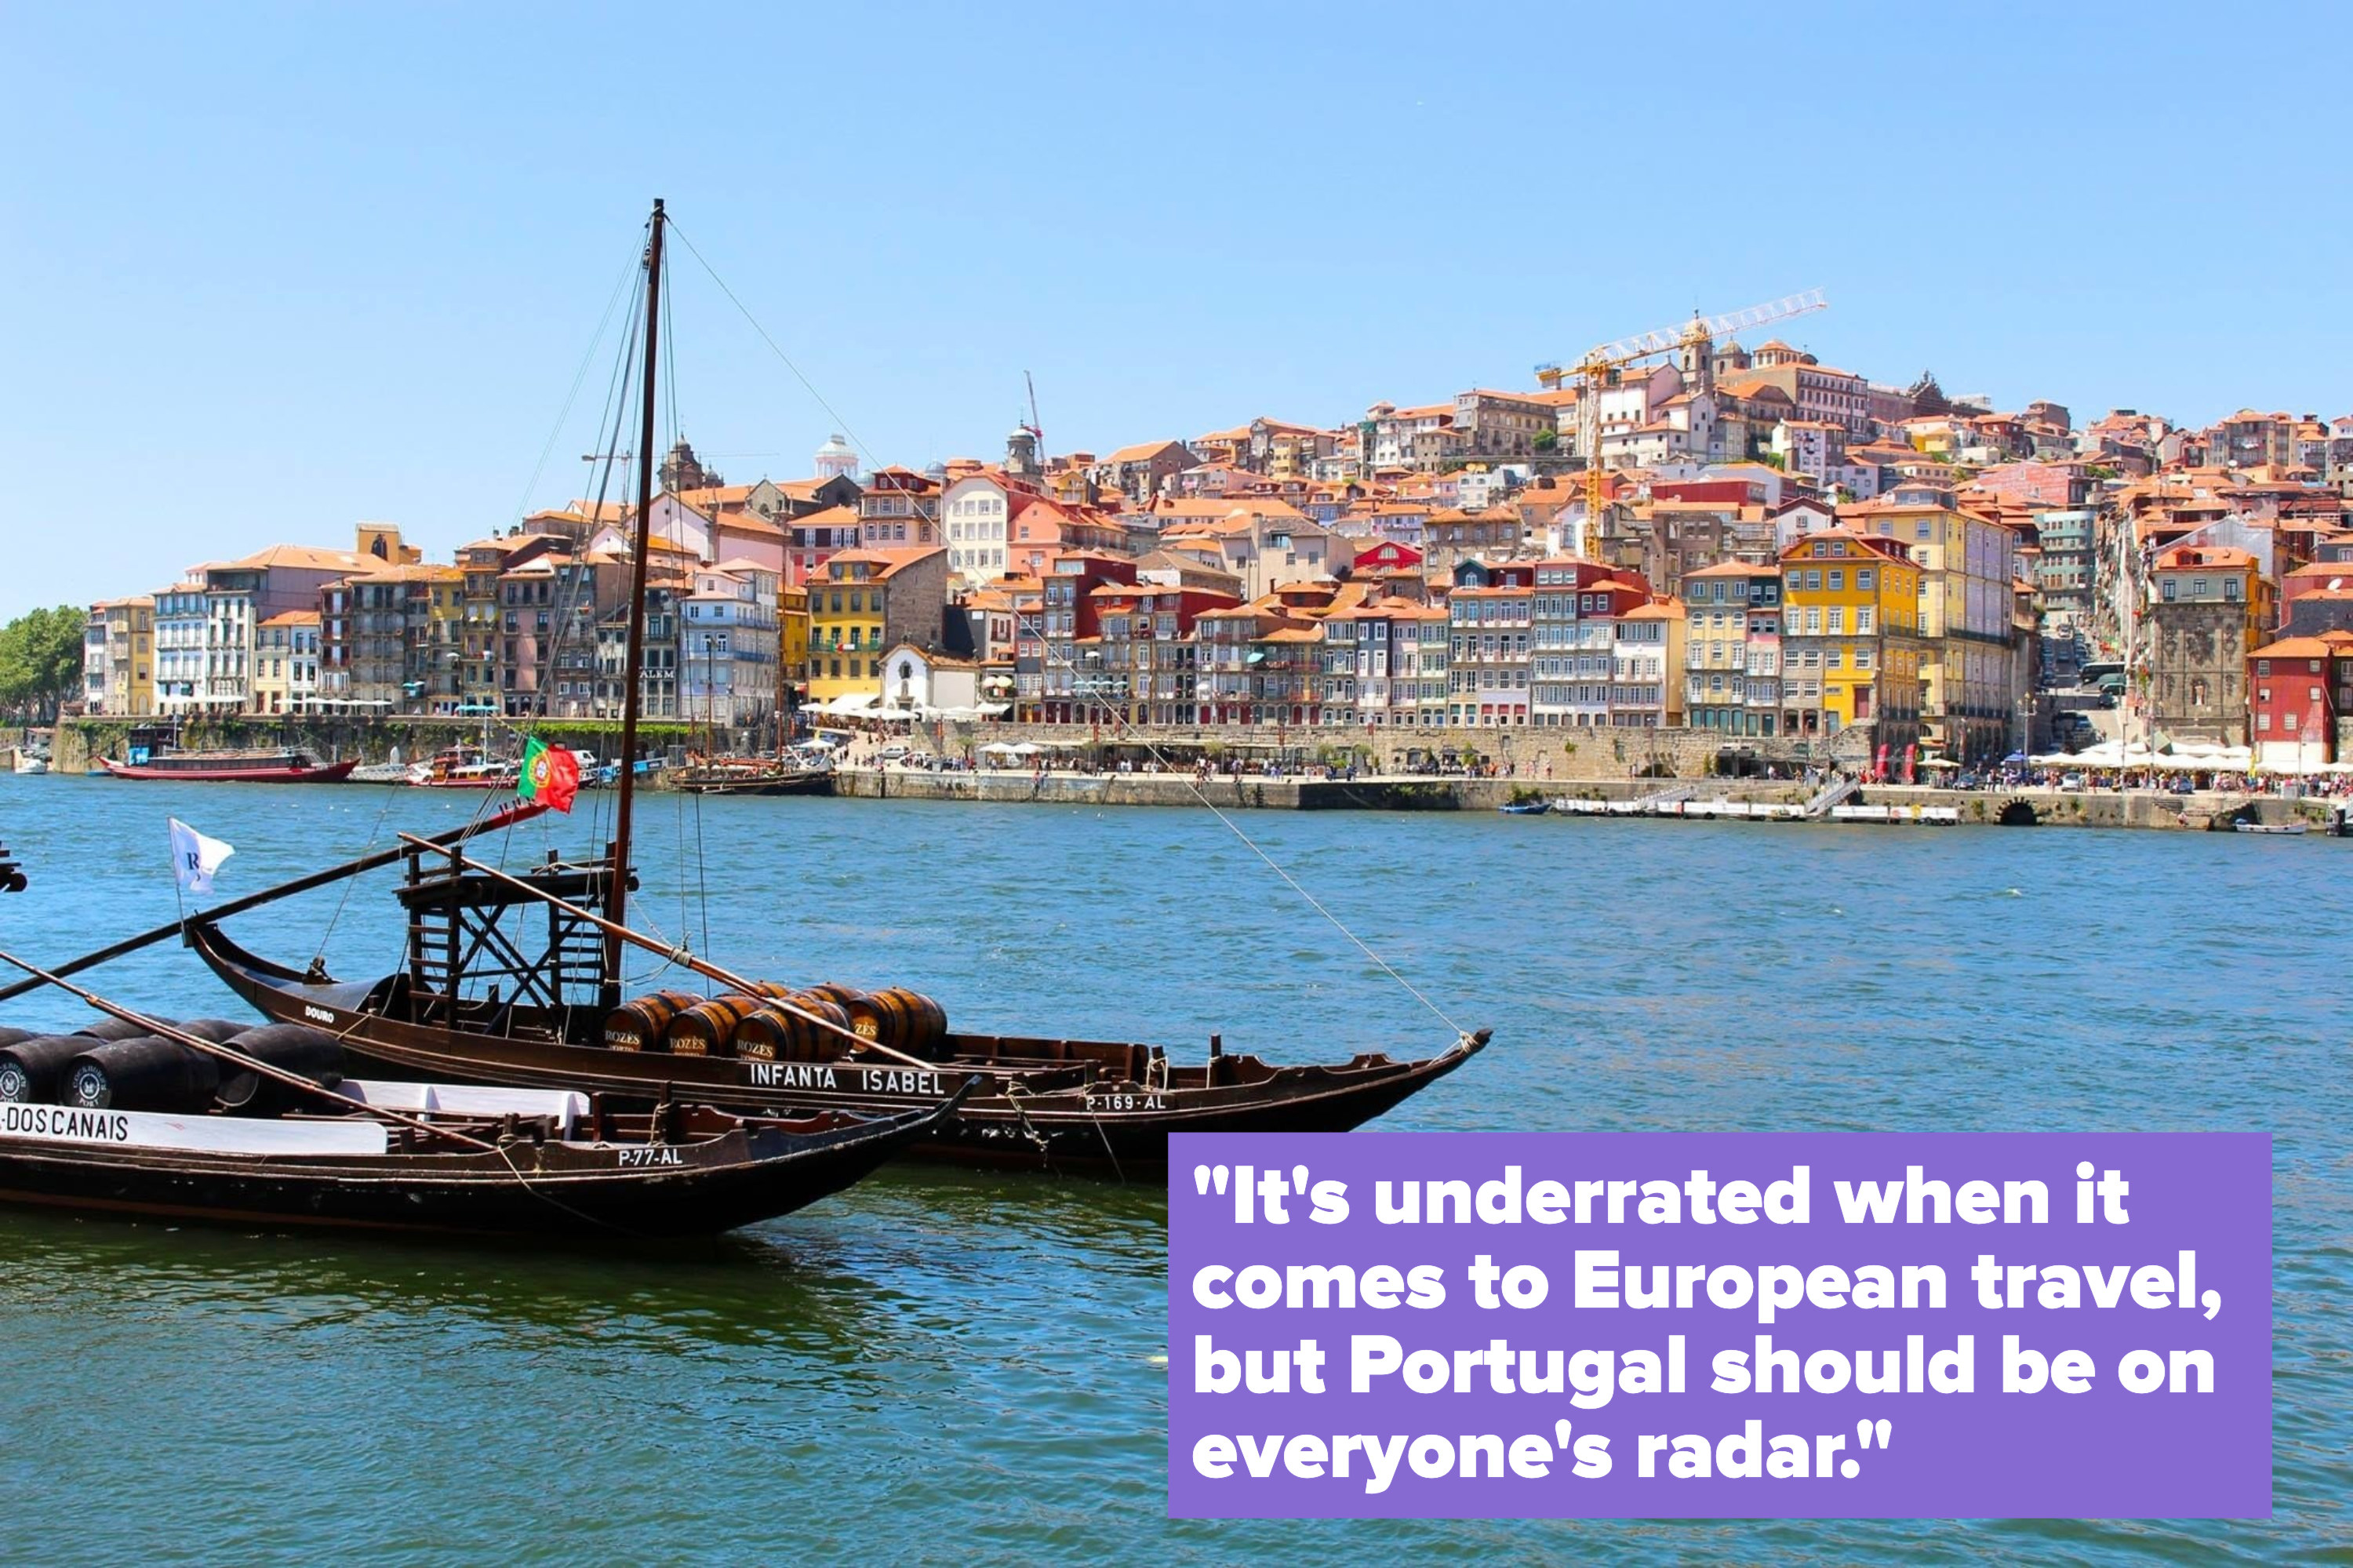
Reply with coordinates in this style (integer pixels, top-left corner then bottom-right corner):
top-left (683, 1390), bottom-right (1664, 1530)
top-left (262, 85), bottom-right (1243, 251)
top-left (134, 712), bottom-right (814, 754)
top-left (675, 769), bottom-right (833, 797)
top-left (191, 924), bottom-right (1485, 1177)
top-left (0, 1104), bottom-right (948, 1239)
top-left (101, 759), bottom-right (358, 784)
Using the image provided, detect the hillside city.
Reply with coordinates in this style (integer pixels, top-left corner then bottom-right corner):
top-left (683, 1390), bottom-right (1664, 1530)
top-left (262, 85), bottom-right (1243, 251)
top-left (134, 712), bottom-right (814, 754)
top-left (67, 318), bottom-right (2353, 775)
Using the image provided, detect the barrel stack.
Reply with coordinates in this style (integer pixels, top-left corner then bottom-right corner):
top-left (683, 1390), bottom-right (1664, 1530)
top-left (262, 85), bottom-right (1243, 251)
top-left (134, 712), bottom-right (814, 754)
top-left (596, 980), bottom-right (951, 1063)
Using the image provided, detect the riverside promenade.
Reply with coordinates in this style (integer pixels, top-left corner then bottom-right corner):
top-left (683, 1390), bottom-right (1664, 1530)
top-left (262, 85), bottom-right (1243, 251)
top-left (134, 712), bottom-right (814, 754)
top-left (831, 766), bottom-right (2329, 831)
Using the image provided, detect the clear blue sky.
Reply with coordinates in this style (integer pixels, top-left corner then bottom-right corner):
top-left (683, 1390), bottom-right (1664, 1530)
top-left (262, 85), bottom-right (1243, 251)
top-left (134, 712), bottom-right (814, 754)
top-left (3, 2), bottom-right (2348, 619)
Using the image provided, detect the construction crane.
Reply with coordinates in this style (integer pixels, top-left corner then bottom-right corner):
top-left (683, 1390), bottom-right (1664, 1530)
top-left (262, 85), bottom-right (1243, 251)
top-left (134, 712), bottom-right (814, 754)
top-left (1022, 369), bottom-right (1044, 452)
top-left (1535, 289), bottom-right (1827, 548)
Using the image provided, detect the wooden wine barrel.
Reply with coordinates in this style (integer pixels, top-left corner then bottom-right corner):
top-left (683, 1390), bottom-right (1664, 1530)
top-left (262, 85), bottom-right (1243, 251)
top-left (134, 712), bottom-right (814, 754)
top-left (75, 1016), bottom-right (162, 1042)
top-left (216, 1025), bottom-right (347, 1115)
top-left (874, 988), bottom-right (948, 1057)
top-left (666, 994), bottom-right (766, 1058)
top-left (733, 994), bottom-right (854, 1063)
top-left (176, 1019), bottom-right (256, 1044)
top-left (64, 1037), bottom-right (221, 1112)
top-left (0, 1035), bottom-right (96, 1103)
top-left (798, 983), bottom-right (870, 1015)
top-left (602, 990), bottom-right (700, 1052)
top-left (842, 987), bottom-right (951, 1059)
top-left (0, 1027), bottom-right (32, 1051)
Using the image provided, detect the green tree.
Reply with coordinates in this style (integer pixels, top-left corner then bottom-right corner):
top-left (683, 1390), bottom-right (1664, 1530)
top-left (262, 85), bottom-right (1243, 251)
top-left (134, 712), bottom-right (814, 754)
top-left (0, 606), bottom-right (89, 721)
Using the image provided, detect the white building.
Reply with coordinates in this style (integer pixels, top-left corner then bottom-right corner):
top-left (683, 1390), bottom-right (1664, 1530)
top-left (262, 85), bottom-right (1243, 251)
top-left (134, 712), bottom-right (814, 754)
top-left (942, 473), bottom-right (1016, 584)
top-left (879, 642), bottom-right (980, 715)
top-left (678, 560), bottom-right (780, 730)
top-left (152, 576), bottom-right (213, 715)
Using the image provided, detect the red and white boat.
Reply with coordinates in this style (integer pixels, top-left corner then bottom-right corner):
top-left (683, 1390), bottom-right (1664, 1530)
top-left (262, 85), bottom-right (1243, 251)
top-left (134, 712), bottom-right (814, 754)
top-left (100, 748), bottom-right (356, 784)
top-left (405, 746), bottom-right (519, 789)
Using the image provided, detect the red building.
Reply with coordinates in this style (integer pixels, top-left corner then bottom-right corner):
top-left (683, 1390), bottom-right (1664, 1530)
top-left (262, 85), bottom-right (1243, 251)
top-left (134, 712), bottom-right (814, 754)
top-left (1025, 551), bottom-right (1139, 722)
top-left (2248, 631), bottom-right (2353, 768)
top-left (1351, 540), bottom-right (1424, 574)
top-left (1085, 581), bottom-right (1242, 726)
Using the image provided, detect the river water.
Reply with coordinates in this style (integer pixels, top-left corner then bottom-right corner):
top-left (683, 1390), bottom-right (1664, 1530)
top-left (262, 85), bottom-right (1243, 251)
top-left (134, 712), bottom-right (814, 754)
top-left (0, 777), bottom-right (2344, 1562)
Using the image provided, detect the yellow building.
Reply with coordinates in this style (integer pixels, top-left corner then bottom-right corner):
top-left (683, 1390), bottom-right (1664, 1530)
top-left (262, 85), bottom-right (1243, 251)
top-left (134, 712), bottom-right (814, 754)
top-left (806, 547), bottom-right (949, 704)
top-left (777, 580), bottom-right (811, 708)
top-left (96, 597), bottom-right (155, 716)
top-left (1780, 527), bottom-right (1924, 756)
top-left (1841, 482), bottom-right (2020, 761)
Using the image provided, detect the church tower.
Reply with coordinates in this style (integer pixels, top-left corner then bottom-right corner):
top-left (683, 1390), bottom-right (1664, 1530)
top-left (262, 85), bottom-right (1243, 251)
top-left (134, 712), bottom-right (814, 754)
top-left (659, 438), bottom-right (718, 493)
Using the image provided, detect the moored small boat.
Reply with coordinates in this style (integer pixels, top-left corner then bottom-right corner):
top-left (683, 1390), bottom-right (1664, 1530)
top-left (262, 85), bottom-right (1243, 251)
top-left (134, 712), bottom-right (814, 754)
top-left (100, 748), bottom-right (354, 784)
top-left (406, 746), bottom-right (521, 788)
top-left (674, 758), bottom-right (833, 796)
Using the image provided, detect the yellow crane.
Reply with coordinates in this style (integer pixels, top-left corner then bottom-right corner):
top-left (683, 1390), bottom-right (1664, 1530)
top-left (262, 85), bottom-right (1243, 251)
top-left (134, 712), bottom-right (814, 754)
top-left (1536, 289), bottom-right (1827, 551)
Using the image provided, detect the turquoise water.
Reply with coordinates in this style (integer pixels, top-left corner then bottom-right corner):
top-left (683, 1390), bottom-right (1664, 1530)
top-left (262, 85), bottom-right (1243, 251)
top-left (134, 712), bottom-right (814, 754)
top-left (0, 777), bottom-right (2344, 1562)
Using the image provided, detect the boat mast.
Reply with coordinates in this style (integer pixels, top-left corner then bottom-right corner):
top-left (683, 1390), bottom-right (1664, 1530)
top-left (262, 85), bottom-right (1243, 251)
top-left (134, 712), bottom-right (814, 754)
top-left (604, 198), bottom-right (664, 990)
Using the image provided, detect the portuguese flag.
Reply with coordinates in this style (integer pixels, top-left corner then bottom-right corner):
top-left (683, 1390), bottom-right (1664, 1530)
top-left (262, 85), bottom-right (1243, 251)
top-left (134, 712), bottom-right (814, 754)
top-left (518, 736), bottom-right (580, 814)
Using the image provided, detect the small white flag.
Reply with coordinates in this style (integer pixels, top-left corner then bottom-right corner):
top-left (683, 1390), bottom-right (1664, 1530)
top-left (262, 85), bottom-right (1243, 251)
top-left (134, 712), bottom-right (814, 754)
top-left (168, 818), bottom-right (235, 896)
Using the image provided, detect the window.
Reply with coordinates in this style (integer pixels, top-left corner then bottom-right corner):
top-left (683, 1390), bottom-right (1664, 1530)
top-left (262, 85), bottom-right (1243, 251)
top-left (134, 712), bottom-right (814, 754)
top-left (2162, 580), bottom-right (2176, 601)
top-left (1857, 569), bottom-right (1873, 591)
top-left (1805, 569), bottom-right (1822, 591)
top-left (1828, 569), bottom-right (1844, 591)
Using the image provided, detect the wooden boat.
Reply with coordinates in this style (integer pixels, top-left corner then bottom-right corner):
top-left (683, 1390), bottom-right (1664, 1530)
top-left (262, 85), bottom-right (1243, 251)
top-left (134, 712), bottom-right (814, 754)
top-left (2233, 820), bottom-right (2308, 836)
top-left (0, 987), bottom-right (966, 1240)
top-left (188, 904), bottom-right (1485, 1177)
top-left (674, 759), bottom-right (833, 796)
top-left (100, 748), bottom-right (355, 784)
top-left (0, 842), bottom-right (22, 893)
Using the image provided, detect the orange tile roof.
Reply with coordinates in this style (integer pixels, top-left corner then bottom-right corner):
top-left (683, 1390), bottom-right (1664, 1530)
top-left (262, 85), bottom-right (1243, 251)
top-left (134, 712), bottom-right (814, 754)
top-left (2154, 544), bottom-right (2257, 570)
top-left (2249, 635), bottom-right (2339, 658)
top-left (824, 546), bottom-right (947, 580)
top-left (1100, 439), bottom-right (1191, 464)
top-left (227, 544), bottom-right (373, 573)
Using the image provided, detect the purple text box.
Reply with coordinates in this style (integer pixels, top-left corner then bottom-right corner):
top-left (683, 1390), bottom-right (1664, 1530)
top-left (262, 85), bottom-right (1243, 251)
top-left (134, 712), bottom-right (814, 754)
top-left (1168, 1132), bottom-right (2270, 1519)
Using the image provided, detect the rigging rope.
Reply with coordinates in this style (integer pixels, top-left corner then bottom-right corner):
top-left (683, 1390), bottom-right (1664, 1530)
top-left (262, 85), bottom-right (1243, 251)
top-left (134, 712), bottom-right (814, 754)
top-left (663, 215), bottom-right (1471, 1042)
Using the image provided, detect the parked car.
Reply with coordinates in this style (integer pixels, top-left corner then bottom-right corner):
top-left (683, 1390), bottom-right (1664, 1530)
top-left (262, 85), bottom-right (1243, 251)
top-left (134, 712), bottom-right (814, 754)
top-left (2058, 773), bottom-right (2086, 791)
